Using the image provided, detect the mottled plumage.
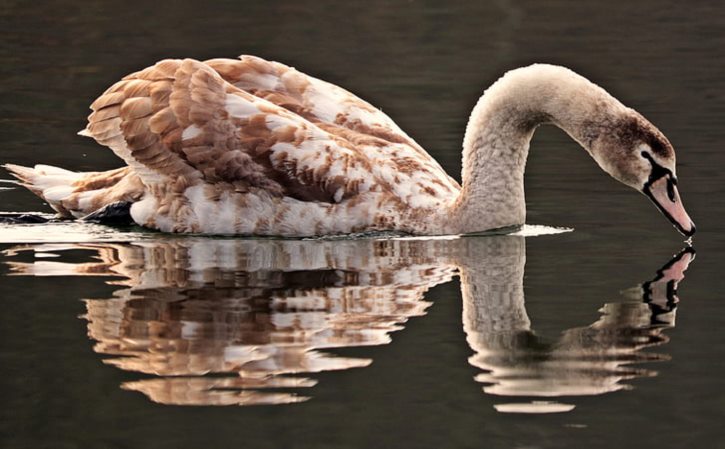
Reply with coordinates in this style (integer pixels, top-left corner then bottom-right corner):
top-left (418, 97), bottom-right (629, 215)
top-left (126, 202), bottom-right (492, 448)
top-left (85, 57), bottom-right (462, 235)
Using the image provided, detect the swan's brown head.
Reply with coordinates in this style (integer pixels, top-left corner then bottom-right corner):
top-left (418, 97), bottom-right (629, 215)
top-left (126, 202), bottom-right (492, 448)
top-left (588, 111), bottom-right (695, 237)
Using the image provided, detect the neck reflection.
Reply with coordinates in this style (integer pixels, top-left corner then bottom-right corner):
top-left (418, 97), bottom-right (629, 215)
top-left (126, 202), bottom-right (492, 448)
top-left (459, 238), bottom-right (694, 413)
top-left (3, 236), bottom-right (693, 411)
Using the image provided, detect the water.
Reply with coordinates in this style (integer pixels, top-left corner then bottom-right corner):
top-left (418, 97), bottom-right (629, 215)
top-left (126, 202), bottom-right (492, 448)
top-left (2, 1), bottom-right (725, 448)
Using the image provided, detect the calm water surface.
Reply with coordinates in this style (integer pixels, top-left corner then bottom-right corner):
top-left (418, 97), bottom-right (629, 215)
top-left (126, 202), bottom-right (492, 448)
top-left (2, 1), bottom-right (725, 448)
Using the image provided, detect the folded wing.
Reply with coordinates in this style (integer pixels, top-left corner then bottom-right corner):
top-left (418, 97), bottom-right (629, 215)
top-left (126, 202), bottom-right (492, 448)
top-left (82, 58), bottom-right (458, 208)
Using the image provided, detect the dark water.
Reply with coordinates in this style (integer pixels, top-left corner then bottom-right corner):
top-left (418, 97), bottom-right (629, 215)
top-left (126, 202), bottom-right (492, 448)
top-left (2, 1), bottom-right (725, 448)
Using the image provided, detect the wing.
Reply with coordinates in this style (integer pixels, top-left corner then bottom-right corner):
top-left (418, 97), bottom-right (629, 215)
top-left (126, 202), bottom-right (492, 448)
top-left (206, 56), bottom-right (426, 151)
top-left (208, 56), bottom-right (460, 196)
top-left (83, 58), bottom-right (459, 207)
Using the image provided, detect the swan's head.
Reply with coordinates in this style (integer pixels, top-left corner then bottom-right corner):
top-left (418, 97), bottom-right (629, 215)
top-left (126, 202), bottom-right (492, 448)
top-left (588, 112), bottom-right (695, 237)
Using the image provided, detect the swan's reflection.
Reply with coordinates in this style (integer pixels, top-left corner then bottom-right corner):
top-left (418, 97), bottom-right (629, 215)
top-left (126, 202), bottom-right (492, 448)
top-left (3, 236), bottom-right (693, 411)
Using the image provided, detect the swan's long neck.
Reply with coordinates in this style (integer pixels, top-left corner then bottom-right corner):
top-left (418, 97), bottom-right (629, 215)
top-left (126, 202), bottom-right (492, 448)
top-left (450, 64), bottom-right (626, 233)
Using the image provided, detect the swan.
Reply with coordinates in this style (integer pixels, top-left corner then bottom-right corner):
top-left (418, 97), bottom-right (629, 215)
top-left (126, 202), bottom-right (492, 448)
top-left (3, 56), bottom-right (695, 236)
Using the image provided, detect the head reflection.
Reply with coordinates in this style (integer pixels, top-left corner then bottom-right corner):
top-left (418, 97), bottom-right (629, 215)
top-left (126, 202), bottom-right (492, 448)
top-left (4, 236), bottom-right (693, 411)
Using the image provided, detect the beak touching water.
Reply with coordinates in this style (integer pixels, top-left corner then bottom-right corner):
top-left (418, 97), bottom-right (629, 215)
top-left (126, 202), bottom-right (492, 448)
top-left (643, 174), bottom-right (696, 237)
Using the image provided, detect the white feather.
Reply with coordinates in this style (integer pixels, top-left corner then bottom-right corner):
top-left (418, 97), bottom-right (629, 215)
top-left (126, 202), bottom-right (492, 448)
top-left (182, 125), bottom-right (202, 140)
top-left (225, 94), bottom-right (259, 118)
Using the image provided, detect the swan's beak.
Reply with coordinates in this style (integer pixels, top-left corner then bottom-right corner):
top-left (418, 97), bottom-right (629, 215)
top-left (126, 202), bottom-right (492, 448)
top-left (643, 175), bottom-right (696, 237)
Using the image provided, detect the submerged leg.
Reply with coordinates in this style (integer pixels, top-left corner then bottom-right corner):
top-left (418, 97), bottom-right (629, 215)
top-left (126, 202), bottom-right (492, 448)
top-left (81, 201), bottom-right (134, 225)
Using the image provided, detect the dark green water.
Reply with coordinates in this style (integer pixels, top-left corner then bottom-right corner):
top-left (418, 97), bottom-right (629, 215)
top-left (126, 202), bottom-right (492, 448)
top-left (1, 1), bottom-right (725, 448)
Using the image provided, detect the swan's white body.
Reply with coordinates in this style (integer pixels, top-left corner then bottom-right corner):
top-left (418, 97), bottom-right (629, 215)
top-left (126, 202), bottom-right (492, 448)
top-left (4, 56), bottom-right (694, 236)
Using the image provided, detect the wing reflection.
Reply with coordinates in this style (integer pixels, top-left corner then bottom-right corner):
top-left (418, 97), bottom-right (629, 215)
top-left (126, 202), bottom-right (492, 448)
top-left (3, 236), bottom-right (693, 411)
top-left (5, 239), bottom-right (457, 405)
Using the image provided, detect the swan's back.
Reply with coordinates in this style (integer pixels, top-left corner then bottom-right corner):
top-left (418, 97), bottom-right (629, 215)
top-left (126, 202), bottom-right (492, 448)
top-left (64, 57), bottom-right (460, 234)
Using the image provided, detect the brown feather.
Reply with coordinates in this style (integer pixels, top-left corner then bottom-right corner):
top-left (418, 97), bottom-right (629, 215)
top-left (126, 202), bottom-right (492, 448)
top-left (72, 56), bottom-right (459, 235)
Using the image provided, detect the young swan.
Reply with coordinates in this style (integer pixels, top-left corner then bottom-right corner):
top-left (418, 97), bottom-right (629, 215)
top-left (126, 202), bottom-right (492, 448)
top-left (454, 64), bottom-right (694, 236)
top-left (3, 58), bottom-right (694, 237)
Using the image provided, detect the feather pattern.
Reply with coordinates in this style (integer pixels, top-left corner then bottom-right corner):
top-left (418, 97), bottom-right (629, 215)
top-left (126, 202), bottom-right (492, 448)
top-left (71, 57), bottom-right (460, 235)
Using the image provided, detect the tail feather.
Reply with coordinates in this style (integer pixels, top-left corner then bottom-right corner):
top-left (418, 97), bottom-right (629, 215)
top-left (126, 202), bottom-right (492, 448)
top-left (3, 164), bottom-right (143, 218)
top-left (4, 163), bottom-right (37, 183)
top-left (3, 163), bottom-right (63, 196)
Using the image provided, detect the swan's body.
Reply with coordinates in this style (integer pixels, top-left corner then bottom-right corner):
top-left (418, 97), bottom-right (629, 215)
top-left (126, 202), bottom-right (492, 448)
top-left (4, 56), bottom-right (695, 236)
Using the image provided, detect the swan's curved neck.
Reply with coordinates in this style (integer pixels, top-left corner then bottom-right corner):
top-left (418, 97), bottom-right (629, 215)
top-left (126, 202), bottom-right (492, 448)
top-left (450, 65), bottom-right (626, 233)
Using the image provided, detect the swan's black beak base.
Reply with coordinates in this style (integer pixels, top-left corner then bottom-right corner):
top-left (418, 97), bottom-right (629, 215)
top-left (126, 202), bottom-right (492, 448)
top-left (641, 153), bottom-right (695, 238)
